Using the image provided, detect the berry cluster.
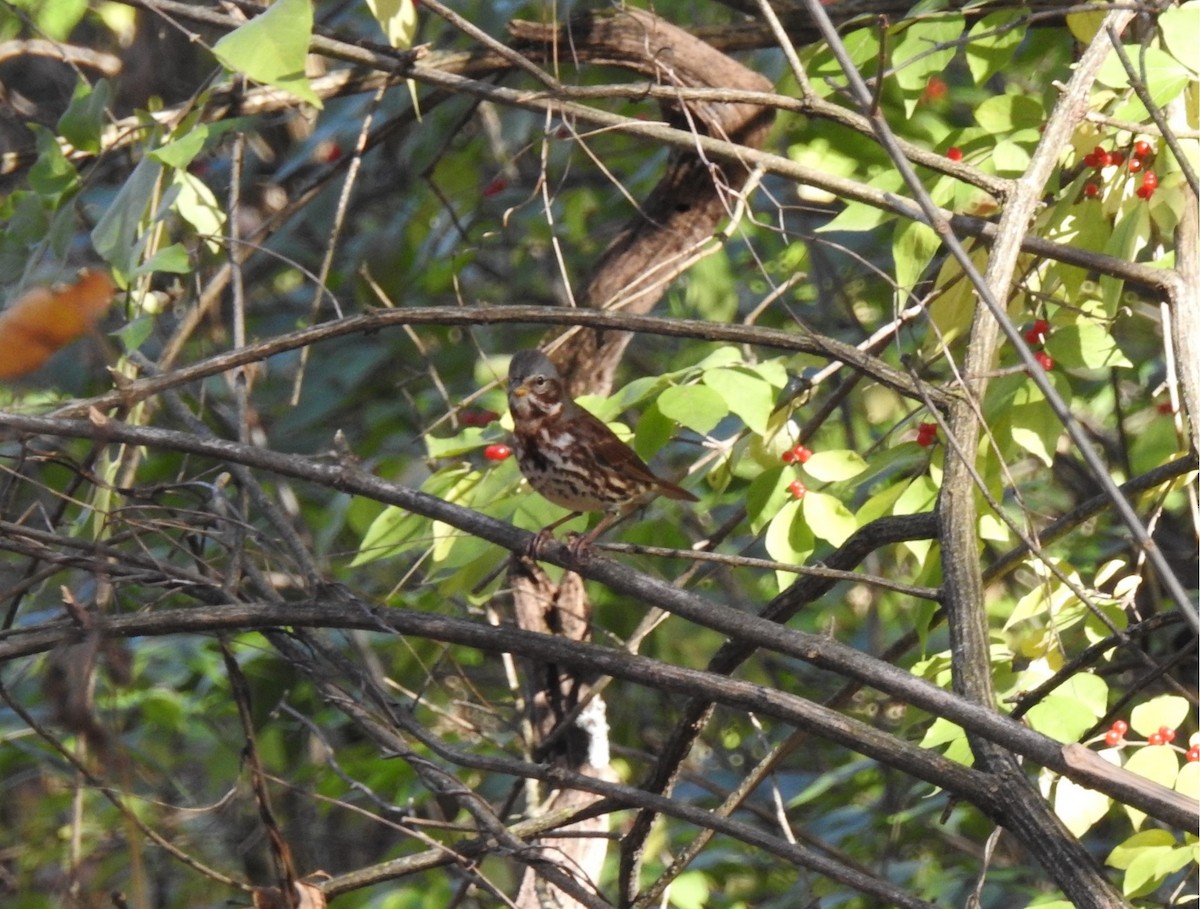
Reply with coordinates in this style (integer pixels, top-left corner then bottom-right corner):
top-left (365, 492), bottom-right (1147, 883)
top-left (1148, 725), bottom-right (1177, 746)
top-left (1102, 718), bottom-right (1196, 758)
top-left (1023, 318), bottom-right (1054, 371)
top-left (781, 443), bottom-right (812, 499)
top-left (916, 422), bottom-right (938, 447)
top-left (782, 444), bottom-right (812, 465)
top-left (1081, 139), bottom-right (1158, 202)
top-left (1103, 719), bottom-right (1129, 747)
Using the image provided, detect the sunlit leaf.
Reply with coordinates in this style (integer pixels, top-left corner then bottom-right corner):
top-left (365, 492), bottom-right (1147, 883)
top-left (801, 449), bottom-right (868, 482)
top-left (212, 0), bottom-right (322, 107)
top-left (657, 384), bottom-right (728, 435)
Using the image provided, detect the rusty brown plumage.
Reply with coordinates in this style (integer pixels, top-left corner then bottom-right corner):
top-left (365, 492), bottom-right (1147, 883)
top-left (506, 349), bottom-right (696, 557)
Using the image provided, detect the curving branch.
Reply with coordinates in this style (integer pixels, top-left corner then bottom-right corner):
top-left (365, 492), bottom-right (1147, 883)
top-left (0, 411), bottom-right (1192, 832)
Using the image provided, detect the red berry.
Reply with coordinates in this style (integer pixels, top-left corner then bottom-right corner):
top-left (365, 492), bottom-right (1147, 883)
top-left (916, 422), bottom-right (937, 447)
top-left (1128, 157), bottom-right (1143, 173)
top-left (946, 146), bottom-right (963, 162)
top-left (1104, 730), bottom-right (1123, 747)
top-left (1157, 400), bottom-right (1174, 414)
top-left (1082, 182), bottom-right (1100, 199)
top-left (1159, 726), bottom-right (1176, 743)
top-left (461, 408), bottom-right (499, 427)
top-left (484, 444), bottom-right (511, 461)
top-left (1112, 720), bottom-right (1129, 734)
top-left (1034, 351), bottom-right (1054, 371)
top-left (1082, 152), bottom-right (1098, 168)
top-left (1024, 328), bottom-right (1043, 345)
top-left (1188, 746), bottom-right (1200, 762)
top-left (783, 444), bottom-right (813, 464)
top-left (1141, 171), bottom-right (1158, 189)
top-left (482, 176), bottom-right (508, 197)
top-left (1133, 139), bottom-right (1152, 158)
top-left (1033, 319), bottom-right (1050, 335)
top-left (787, 479), bottom-right (807, 499)
top-left (1109, 150), bottom-right (1125, 166)
top-left (922, 77), bottom-right (948, 104)
top-left (1136, 185), bottom-right (1154, 200)
top-left (1148, 732), bottom-right (1165, 746)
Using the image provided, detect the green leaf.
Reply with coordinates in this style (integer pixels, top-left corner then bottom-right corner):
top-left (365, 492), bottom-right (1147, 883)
top-left (1176, 761), bottom-right (1200, 800)
top-left (58, 78), bottom-right (112, 154)
top-left (1119, 836), bottom-right (1193, 898)
top-left (991, 138), bottom-right (1031, 177)
top-left (891, 15), bottom-right (965, 116)
top-left (1097, 46), bottom-right (1192, 121)
top-left (92, 156), bottom-right (162, 275)
top-left (353, 504), bottom-right (426, 565)
top-left (1053, 773), bottom-right (1111, 838)
top-left (1056, 673), bottom-right (1108, 717)
top-left (1025, 696), bottom-right (1096, 744)
top-left (27, 0), bottom-right (88, 40)
top-left (1160, 2), bottom-right (1200, 74)
top-left (920, 717), bottom-right (972, 765)
top-left (1108, 830), bottom-right (1178, 869)
top-left (1123, 745), bottom-right (1181, 801)
top-left (1046, 319), bottom-right (1132, 369)
top-left (747, 466), bottom-right (790, 534)
top-left (175, 169), bottom-right (226, 249)
top-left (151, 125), bottom-right (211, 169)
top-left (802, 491), bottom-right (857, 546)
top-left (801, 449), bottom-right (868, 483)
top-left (702, 368), bottom-right (775, 435)
top-left (1129, 695), bottom-right (1190, 737)
top-left (657, 384), bottom-right (728, 435)
top-left (113, 315), bottom-right (155, 354)
top-left (893, 475), bottom-right (939, 516)
top-left (765, 498), bottom-right (814, 567)
top-left (134, 243), bottom-right (191, 276)
top-left (1100, 204), bottom-right (1151, 310)
top-left (965, 12), bottom-right (1023, 87)
top-left (632, 401), bottom-right (675, 461)
top-left (1066, 10), bottom-right (1106, 44)
top-left (366, 0), bottom-right (417, 49)
top-left (893, 219), bottom-right (940, 296)
top-left (425, 427), bottom-right (488, 459)
top-left (1008, 382), bottom-right (1062, 467)
top-left (212, 0), bottom-right (322, 107)
top-left (974, 94), bottom-right (1045, 133)
top-left (28, 126), bottom-right (79, 199)
top-left (667, 871), bottom-right (710, 909)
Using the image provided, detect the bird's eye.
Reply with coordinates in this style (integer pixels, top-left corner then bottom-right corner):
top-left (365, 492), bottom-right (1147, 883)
top-left (533, 376), bottom-right (547, 387)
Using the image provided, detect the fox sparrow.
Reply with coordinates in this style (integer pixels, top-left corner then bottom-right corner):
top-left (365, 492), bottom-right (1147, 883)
top-left (506, 349), bottom-right (697, 557)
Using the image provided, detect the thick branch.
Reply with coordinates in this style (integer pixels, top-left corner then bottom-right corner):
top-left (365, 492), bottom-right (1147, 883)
top-left (0, 412), bottom-right (1192, 831)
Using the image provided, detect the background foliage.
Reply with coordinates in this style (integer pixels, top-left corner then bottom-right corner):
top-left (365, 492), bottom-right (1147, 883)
top-left (0, 0), bottom-right (1196, 907)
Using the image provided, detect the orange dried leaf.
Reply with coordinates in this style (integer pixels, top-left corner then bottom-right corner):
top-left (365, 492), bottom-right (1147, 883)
top-left (0, 270), bottom-right (117, 378)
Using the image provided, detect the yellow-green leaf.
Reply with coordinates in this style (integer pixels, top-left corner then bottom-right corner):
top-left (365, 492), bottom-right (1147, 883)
top-left (366, 0), bottom-right (417, 49)
top-left (212, 0), bottom-right (322, 108)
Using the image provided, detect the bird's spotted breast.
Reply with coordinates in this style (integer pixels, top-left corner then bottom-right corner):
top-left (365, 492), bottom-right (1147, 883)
top-left (514, 422), bottom-right (648, 511)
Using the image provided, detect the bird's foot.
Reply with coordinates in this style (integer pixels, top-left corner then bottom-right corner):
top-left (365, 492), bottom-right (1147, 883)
top-left (564, 531), bottom-right (595, 563)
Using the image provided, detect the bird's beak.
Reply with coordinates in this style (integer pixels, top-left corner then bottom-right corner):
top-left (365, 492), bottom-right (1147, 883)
top-left (512, 384), bottom-right (528, 398)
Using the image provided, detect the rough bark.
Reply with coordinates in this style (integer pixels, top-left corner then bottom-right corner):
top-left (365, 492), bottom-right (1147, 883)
top-left (510, 8), bottom-right (775, 396)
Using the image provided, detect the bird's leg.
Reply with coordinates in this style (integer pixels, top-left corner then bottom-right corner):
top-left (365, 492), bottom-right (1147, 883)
top-left (565, 511), bottom-right (621, 562)
top-left (528, 511), bottom-right (582, 559)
